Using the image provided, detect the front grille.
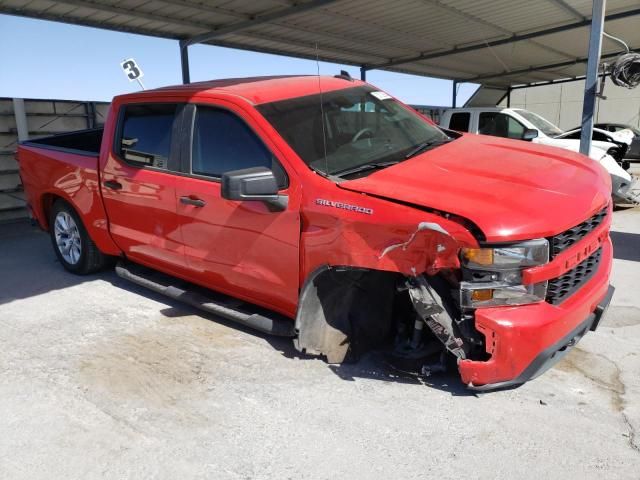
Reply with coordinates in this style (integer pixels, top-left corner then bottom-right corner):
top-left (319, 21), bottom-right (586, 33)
top-left (550, 207), bottom-right (608, 258)
top-left (546, 248), bottom-right (602, 305)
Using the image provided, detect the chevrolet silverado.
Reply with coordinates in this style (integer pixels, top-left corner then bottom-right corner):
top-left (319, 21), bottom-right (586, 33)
top-left (18, 76), bottom-right (615, 390)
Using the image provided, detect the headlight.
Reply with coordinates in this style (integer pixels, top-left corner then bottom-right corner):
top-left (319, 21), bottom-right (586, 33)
top-left (461, 239), bottom-right (549, 269)
top-left (460, 239), bottom-right (549, 308)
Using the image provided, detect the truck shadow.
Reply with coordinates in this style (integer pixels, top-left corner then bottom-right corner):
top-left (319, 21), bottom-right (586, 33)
top-left (0, 220), bottom-right (103, 306)
top-left (610, 231), bottom-right (640, 262)
top-left (0, 221), bottom-right (499, 396)
top-left (327, 356), bottom-right (476, 396)
top-left (118, 282), bottom-right (474, 395)
top-left (265, 335), bottom-right (476, 396)
top-left (0, 221), bottom-right (470, 394)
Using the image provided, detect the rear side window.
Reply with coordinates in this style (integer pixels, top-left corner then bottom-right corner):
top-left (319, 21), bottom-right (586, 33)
top-left (118, 103), bottom-right (177, 169)
top-left (478, 112), bottom-right (525, 139)
top-left (191, 106), bottom-right (286, 187)
top-left (448, 112), bottom-right (470, 132)
top-left (592, 131), bottom-right (610, 142)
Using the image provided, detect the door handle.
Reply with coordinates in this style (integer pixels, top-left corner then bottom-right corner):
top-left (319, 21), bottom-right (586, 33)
top-left (180, 196), bottom-right (206, 207)
top-left (103, 180), bottom-right (123, 190)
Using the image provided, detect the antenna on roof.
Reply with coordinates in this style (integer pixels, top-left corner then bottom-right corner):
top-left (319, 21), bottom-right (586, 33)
top-left (315, 44), bottom-right (329, 177)
top-left (335, 70), bottom-right (353, 81)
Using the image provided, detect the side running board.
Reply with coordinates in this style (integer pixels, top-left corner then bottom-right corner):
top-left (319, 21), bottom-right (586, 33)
top-left (115, 261), bottom-right (296, 337)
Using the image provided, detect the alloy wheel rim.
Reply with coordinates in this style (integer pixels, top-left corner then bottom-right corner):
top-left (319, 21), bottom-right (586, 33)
top-left (54, 212), bottom-right (82, 265)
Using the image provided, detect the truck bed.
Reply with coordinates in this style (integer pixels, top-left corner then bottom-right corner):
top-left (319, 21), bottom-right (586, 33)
top-left (17, 128), bottom-right (114, 251)
top-left (22, 128), bottom-right (103, 156)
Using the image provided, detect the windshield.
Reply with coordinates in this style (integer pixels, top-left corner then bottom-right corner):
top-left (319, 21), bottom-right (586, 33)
top-left (514, 109), bottom-right (564, 137)
top-left (257, 86), bottom-right (450, 176)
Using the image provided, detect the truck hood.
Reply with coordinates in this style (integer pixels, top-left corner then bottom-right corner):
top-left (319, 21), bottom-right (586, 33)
top-left (339, 134), bottom-right (611, 242)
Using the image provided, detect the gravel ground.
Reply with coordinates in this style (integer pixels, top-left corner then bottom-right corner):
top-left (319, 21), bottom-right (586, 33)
top-left (1, 199), bottom-right (639, 479)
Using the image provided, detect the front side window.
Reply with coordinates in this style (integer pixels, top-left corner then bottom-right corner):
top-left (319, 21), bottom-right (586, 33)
top-left (449, 112), bottom-right (470, 132)
top-left (191, 107), bottom-right (286, 187)
top-left (118, 103), bottom-right (177, 169)
top-left (478, 112), bottom-right (525, 139)
top-left (257, 86), bottom-right (450, 177)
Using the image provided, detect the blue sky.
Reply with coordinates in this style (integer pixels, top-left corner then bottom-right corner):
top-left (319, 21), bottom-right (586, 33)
top-left (0, 14), bottom-right (477, 106)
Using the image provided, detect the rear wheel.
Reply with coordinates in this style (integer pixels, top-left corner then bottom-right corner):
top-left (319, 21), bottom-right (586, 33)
top-left (49, 200), bottom-right (107, 274)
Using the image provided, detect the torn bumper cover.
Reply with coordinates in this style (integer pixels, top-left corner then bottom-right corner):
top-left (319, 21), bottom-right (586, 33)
top-left (459, 239), bottom-right (614, 391)
top-left (611, 173), bottom-right (639, 204)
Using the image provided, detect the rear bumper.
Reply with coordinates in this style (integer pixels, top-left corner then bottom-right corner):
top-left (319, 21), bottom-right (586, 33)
top-left (458, 237), bottom-right (613, 390)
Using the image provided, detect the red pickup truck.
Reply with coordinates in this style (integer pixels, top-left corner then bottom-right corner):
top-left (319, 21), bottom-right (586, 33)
top-left (18, 75), bottom-right (614, 390)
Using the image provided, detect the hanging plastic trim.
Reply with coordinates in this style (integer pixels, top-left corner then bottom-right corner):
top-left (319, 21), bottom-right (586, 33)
top-left (609, 52), bottom-right (640, 89)
top-left (602, 31), bottom-right (640, 89)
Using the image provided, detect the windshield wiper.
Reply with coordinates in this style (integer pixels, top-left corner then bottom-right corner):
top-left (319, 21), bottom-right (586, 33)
top-left (334, 160), bottom-right (401, 177)
top-left (404, 138), bottom-right (451, 159)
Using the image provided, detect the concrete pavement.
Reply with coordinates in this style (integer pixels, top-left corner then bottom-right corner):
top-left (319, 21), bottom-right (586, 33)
top-left (0, 204), bottom-right (639, 479)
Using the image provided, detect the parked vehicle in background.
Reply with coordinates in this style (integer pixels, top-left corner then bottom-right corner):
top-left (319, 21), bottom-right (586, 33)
top-left (594, 123), bottom-right (640, 161)
top-left (18, 76), bottom-right (614, 390)
top-left (560, 126), bottom-right (634, 170)
top-left (440, 107), bottom-right (636, 204)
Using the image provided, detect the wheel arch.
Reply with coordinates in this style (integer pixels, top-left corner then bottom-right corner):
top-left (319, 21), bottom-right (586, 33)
top-left (294, 265), bottom-right (403, 363)
top-left (40, 191), bottom-right (69, 231)
top-left (41, 191), bottom-right (121, 257)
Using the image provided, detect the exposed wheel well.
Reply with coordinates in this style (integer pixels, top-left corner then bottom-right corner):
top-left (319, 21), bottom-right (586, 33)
top-left (294, 266), bottom-right (477, 365)
top-left (294, 266), bottom-right (407, 363)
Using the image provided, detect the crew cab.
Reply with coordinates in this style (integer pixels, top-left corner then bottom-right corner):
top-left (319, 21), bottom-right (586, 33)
top-left (440, 107), bottom-right (635, 203)
top-left (18, 76), bottom-right (614, 390)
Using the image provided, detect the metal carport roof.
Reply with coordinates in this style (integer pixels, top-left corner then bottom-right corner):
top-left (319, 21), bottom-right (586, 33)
top-left (1, 0), bottom-right (639, 89)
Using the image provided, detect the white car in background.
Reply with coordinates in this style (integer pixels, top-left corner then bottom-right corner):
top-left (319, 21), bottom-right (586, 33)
top-left (439, 107), bottom-right (636, 204)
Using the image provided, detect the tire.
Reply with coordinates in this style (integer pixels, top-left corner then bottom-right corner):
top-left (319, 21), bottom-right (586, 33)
top-left (49, 200), bottom-right (107, 274)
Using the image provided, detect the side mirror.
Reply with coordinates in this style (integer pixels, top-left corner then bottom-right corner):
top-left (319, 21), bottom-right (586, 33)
top-left (221, 167), bottom-right (287, 210)
top-left (522, 128), bottom-right (539, 141)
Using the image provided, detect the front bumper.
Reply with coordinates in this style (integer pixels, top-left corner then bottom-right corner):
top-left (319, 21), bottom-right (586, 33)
top-left (458, 237), bottom-right (613, 391)
top-left (611, 174), bottom-right (638, 204)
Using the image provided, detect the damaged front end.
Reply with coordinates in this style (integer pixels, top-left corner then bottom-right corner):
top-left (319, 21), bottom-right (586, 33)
top-left (294, 212), bottom-right (489, 384)
top-left (293, 263), bottom-right (485, 382)
top-left (294, 212), bottom-right (568, 390)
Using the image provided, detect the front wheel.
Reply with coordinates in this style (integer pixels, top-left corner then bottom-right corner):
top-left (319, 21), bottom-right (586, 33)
top-left (49, 200), bottom-right (107, 274)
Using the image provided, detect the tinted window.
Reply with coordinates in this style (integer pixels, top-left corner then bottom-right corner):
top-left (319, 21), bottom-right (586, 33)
top-left (191, 107), bottom-right (285, 186)
top-left (564, 130), bottom-right (613, 141)
top-left (448, 112), bottom-right (470, 132)
top-left (257, 86), bottom-right (449, 176)
top-left (478, 112), bottom-right (525, 139)
top-left (563, 131), bottom-right (580, 139)
top-left (119, 104), bottom-right (177, 169)
top-left (596, 124), bottom-right (618, 132)
top-left (593, 131), bottom-right (610, 142)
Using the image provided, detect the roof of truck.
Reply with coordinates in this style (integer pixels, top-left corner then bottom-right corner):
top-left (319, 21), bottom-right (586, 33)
top-left (116, 75), bottom-right (364, 105)
top-left (443, 107), bottom-right (510, 113)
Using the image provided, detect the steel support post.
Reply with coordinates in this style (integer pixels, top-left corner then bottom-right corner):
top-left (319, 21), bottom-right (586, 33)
top-left (579, 0), bottom-right (606, 155)
top-left (12, 99), bottom-right (29, 142)
top-left (452, 80), bottom-right (458, 108)
top-left (180, 41), bottom-right (191, 85)
top-left (360, 66), bottom-right (367, 81)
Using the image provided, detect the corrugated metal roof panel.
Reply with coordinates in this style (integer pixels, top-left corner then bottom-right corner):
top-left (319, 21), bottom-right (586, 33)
top-left (0, 0), bottom-right (638, 88)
